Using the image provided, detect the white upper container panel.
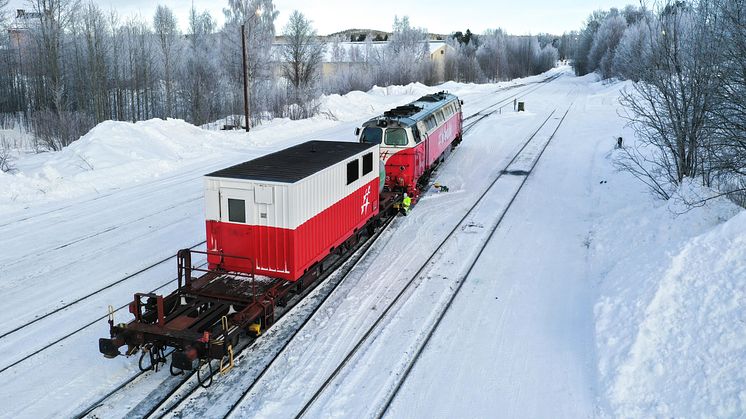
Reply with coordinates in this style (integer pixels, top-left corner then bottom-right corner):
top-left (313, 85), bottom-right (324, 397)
top-left (204, 141), bottom-right (379, 229)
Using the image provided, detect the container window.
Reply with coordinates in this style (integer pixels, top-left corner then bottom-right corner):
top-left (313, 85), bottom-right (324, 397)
top-left (228, 198), bottom-right (246, 223)
top-left (347, 159), bottom-right (359, 184)
top-left (360, 127), bottom-right (383, 144)
top-left (362, 152), bottom-right (373, 175)
top-left (384, 128), bottom-right (408, 146)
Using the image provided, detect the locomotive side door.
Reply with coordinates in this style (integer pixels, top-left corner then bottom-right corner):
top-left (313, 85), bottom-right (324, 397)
top-left (418, 122), bottom-right (430, 172)
top-left (411, 126), bottom-right (422, 177)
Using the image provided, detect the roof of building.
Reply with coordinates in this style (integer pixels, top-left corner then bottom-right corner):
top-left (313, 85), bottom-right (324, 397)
top-left (206, 140), bottom-right (376, 183)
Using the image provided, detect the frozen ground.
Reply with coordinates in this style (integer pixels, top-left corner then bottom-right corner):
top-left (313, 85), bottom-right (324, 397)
top-left (0, 66), bottom-right (743, 418)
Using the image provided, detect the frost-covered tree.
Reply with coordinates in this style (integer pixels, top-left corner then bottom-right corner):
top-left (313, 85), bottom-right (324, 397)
top-left (182, 6), bottom-right (219, 125)
top-left (613, 21), bottom-right (652, 81)
top-left (153, 5), bottom-right (181, 118)
top-left (709, 0), bottom-right (746, 202)
top-left (221, 0), bottom-right (277, 125)
top-left (328, 34), bottom-right (346, 62)
top-left (617, 1), bottom-right (720, 199)
top-left (445, 37), bottom-right (484, 83)
top-left (0, 0), bottom-right (9, 28)
top-left (588, 12), bottom-right (627, 79)
top-left (374, 16), bottom-right (429, 85)
top-left (573, 10), bottom-right (607, 75)
top-left (477, 29), bottom-right (507, 81)
top-left (280, 10), bottom-right (324, 119)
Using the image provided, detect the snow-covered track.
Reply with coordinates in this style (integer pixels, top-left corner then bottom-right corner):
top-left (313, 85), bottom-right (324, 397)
top-left (223, 103), bottom-right (572, 418)
top-left (374, 104), bottom-right (574, 417)
top-left (0, 248), bottom-right (205, 376)
top-left (463, 72), bottom-right (563, 124)
top-left (79, 215), bottom-right (398, 419)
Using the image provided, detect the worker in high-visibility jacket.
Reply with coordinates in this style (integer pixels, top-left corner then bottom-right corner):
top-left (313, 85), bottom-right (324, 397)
top-left (402, 193), bottom-right (412, 216)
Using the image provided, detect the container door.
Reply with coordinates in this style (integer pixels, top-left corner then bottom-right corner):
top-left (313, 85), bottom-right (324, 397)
top-left (215, 187), bottom-right (255, 272)
top-left (219, 188), bottom-right (255, 225)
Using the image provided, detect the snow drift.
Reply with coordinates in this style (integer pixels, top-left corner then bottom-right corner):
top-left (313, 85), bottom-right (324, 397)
top-left (594, 179), bottom-right (745, 417)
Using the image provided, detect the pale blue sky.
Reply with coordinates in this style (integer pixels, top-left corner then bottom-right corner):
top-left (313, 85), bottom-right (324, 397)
top-left (8, 0), bottom-right (631, 35)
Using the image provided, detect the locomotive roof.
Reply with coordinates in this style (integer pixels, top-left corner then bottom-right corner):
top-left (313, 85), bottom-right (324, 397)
top-left (362, 91), bottom-right (458, 128)
top-left (206, 140), bottom-right (376, 183)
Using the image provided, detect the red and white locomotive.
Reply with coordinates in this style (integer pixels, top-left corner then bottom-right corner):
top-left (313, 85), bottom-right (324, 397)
top-left (357, 91), bottom-right (463, 200)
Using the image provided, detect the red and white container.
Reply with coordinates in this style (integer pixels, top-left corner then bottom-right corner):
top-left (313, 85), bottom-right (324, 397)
top-left (204, 141), bottom-right (380, 281)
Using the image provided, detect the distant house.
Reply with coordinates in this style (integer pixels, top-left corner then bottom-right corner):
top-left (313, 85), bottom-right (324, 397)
top-left (270, 40), bottom-right (455, 85)
top-left (428, 42), bottom-right (451, 84)
top-left (7, 9), bottom-right (42, 51)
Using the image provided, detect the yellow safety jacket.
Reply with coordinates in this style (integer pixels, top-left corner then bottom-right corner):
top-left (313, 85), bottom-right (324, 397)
top-left (402, 196), bottom-right (412, 208)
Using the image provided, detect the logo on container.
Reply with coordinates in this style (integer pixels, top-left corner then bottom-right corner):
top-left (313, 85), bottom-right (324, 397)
top-left (361, 185), bottom-right (371, 214)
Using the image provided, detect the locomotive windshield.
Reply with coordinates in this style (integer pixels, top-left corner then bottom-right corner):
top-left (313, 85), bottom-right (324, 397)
top-left (384, 128), bottom-right (408, 146)
top-left (360, 127), bottom-right (383, 144)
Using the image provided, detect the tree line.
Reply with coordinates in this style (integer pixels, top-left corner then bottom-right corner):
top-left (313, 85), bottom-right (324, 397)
top-left (570, 0), bottom-right (745, 206)
top-left (0, 0), bottom-right (560, 155)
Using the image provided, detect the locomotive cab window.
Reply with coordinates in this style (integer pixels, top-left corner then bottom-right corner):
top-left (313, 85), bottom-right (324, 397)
top-left (347, 159), bottom-right (359, 185)
top-left (360, 127), bottom-right (383, 144)
top-left (362, 152), bottom-right (373, 175)
top-left (228, 198), bottom-right (246, 223)
top-left (384, 128), bottom-right (408, 146)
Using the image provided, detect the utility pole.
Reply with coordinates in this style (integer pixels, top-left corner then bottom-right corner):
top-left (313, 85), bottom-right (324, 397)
top-left (241, 23), bottom-right (250, 132)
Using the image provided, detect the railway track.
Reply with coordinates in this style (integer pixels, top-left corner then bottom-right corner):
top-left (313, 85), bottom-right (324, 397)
top-left (463, 72), bottom-right (563, 124)
top-left (213, 101), bottom-right (572, 417)
top-left (374, 104), bottom-right (574, 417)
top-left (80, 77), bottom-right (570, 419)
top-left (283, 104), bottom-right (572, 419)
top-left (0, 254), bottom-right (208, 376)
top-left (2, 195), bottom-right (204, 275)
top-left (77, 214), bottom-right (399, 419)
top-left (61, 78), bottom-right (566, 417)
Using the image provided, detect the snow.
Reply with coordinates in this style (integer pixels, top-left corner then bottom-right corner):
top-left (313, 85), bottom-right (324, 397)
top-left (0, 66), bottom-right (744, 418)
top-left (593, 180), bottom-right (745, 417)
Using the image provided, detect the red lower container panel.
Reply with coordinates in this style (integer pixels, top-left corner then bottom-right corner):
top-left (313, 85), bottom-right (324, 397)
top-left (206, 178), bottom-right (380, 281)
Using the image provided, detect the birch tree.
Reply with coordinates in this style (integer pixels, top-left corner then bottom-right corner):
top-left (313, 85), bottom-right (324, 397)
top-left (280, 10), bottom-right (324, 119)
top-left (154, 5), bottom-right (180, 118)
top-left (617, 1), bottom-right (720, 198)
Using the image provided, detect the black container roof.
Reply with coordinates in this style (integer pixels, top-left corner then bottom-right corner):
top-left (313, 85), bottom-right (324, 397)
top-left (206, 140), bottom-right (376, 183)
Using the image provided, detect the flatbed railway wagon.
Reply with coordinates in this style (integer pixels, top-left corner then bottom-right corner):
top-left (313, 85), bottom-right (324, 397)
top-left (99, 141), bottom-right (397, 375)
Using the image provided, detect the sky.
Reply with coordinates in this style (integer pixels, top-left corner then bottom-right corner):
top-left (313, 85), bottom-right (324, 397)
top-left (7, 0), bottom-right (630, 35)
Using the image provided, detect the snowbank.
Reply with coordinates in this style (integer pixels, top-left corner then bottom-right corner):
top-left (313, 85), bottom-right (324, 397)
top-left (593, 178), bottom-right (745, 416)
top-left (318, 90), bottom-right (418, 122)
top-left (0, 119), bottom-right (248, 212)
top-left (368, 82), bottom-right (433, 97)
top-left (0, 81), bottom-right (477, 215)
